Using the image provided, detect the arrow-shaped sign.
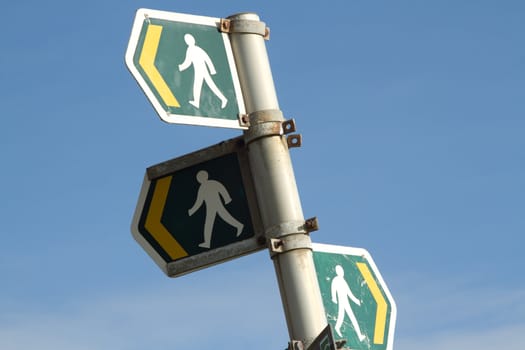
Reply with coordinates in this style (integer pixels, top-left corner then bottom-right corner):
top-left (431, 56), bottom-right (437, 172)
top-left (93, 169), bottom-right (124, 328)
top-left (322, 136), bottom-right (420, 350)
top-left (312, 243), bottom-right (397, 350)
top-left (125, 9), bottom-right (246, 129)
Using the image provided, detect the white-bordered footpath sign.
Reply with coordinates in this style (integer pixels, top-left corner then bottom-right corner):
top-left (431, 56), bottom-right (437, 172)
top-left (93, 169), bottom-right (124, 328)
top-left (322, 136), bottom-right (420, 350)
top-left (125, 9), bottom-right (246, 129)
top-left (312, 243), bottom-right (397, 350)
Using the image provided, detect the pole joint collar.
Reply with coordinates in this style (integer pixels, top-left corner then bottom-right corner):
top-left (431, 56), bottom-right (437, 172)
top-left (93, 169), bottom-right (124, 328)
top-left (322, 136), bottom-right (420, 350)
top-left (266, 218), bottom-right (319, 257)
top-left (220, 18), bottom-right (270, 40)
top-left (265, 217), bottom-right (319, 238)
top-left (265, 220), bottom-right (308, 238)
top-left (242, 109), bottom-right (287, 144)
top-left (269, 234), bottom-right (312, 258)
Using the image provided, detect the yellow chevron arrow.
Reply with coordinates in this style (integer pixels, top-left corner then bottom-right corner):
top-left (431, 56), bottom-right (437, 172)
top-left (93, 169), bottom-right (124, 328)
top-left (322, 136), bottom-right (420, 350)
top-left (139, 24), bottom-right (180, 108)
top-left (356, 262), bottom-right (388, 344)
top-left (144, 176), bottom-right (188, 260)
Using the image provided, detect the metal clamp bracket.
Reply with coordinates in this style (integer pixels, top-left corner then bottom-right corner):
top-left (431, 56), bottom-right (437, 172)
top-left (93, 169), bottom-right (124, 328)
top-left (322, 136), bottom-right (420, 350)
top-left (287, 134), bottom-right (302, 148)
top-left (335, 339), bottom-right (348, 349)
top-left (269, 234), bottom-right (312, 258)
top-left (283, 119), bottom-right (301, 148)
top-left (287, 340), bottom-right (304, 350)
top-left (243, 109), bottom-right (284, 125)
top-left (220, 18), bottom-right (270, 40)
top-left (264, 218), bottom-right (318, 239)
top-left (244, 120), bottom-right (282, 144)
top-left (266, 217), bottom-right (318, 257)
top-left (304, 217), bottom-right (320, 232)
top-left (282, 119), bottom-right (297, 134)
top-left (265, 220), bottom-right (308, 238)
top-left (243, 110), bottom-right (300, 145)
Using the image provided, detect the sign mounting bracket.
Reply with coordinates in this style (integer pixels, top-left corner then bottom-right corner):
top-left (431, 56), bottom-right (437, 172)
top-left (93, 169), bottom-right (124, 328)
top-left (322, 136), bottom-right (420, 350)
top-left (220, 18), bottom-right (270, 40)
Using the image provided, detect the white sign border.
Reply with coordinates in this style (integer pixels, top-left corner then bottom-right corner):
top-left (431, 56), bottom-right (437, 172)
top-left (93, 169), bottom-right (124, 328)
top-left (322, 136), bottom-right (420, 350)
top-left (125, 8), bottom-right (247, 129)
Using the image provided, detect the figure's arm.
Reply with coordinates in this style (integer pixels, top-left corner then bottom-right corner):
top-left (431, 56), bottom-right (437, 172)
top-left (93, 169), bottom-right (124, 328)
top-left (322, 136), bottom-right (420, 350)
top-left (331, 280), bottom-right (338, 304)
top-left (218, 184), bottom-right (232, 204)
top-left (188, 189), bottom-right (203, 216)
top-left (347, 287), bottom-right (361, 306)
top-left (204, 54), bottom-right (216, 75)
top-left (178, 50), bottom-right (191, 72)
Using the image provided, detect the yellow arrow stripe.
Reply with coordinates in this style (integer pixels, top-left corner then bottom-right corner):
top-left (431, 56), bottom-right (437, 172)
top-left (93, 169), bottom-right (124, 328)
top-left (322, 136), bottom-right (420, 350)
top-left (356, 262), bottom-right (388, 344)
top-left (139, 24), bottom-right (180, 108)
top-left (144, 176), bottom-right (188, 260)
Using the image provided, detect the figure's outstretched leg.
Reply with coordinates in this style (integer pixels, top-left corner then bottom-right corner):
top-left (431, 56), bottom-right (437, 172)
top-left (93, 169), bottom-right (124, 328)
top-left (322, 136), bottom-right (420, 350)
top-left (335, 303), bottom-right (345, 337)
top-left (204, 75), bottom-right (227, 109)
top-left (217, 207), bottom-right (243, 236)
top-left (190, 73), bottom-right (204, 108)
top-left (347, 307), bottom-right (366, 342)
top-left (199, 212), bottom-right (215, 248)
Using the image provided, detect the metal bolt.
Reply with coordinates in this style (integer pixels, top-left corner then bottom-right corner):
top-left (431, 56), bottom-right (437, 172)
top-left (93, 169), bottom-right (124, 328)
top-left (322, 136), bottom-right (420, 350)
top-left (304, 217), bottom-right (319, 232)
top-left (273, 239), bottom-right (283, 249)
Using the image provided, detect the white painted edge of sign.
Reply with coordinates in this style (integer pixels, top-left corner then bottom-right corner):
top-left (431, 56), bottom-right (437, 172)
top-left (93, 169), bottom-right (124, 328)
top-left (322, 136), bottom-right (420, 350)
top-left (311, 243), bottom-right (397, 350)
top-left (131, 137), bottom-right (266, 277)
top-left (125, 8), bottom-right (247, 129)
top-left (130, 172), bottom-right (266, 278)
top-left (130, 174), bottom-right (170, 275)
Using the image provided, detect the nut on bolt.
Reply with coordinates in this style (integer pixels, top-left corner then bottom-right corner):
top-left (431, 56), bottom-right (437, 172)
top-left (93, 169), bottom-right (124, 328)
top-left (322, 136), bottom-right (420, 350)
top-left (273, 239), bottom-right (283, 249)
top-left (304, 217), bottom-right (319, 232)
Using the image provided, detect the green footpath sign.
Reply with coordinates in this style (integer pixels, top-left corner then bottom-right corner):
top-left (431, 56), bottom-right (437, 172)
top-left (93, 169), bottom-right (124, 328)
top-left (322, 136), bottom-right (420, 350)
top-left (312, 243), bottom-right (397, 350)
top-left (125, 9), bottom-right (246, 129)
top-left (131, 137), bottom-right (263, 277)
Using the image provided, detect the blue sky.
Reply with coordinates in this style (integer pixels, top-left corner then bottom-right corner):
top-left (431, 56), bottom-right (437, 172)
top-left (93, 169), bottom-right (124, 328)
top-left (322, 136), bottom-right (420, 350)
top-left (1, 1), bottom-right (524, 349)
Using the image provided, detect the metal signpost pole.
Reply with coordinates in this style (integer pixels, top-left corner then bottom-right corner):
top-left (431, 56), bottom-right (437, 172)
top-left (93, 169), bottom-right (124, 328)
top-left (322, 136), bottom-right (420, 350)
top-left (225, 13), bottom-right (328, 348)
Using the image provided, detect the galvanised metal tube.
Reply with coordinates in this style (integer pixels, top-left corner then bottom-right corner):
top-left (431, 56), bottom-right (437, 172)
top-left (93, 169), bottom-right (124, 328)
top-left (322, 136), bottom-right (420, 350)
top-left (227, 12), bottom-right (327, 348)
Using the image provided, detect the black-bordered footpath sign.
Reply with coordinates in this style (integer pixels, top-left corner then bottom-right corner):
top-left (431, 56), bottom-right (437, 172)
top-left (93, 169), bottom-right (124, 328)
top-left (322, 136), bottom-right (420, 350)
top-left (312, 243), bottom-right (397, 350)
top-left (307, 325), bottom-right (337, 350)
top-left (131, 137), bottom-right (264, 277)
top-left (125, 8), bottom-right (246, 129)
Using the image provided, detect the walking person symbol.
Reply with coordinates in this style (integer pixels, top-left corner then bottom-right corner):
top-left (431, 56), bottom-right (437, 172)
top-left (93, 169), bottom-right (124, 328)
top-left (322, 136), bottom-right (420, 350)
top-left (178, 33), bottom-right (228, 109)
top-left (188, 170), bottom-right (244, 249)
top-left (331, 265), bottom-right (367, 342)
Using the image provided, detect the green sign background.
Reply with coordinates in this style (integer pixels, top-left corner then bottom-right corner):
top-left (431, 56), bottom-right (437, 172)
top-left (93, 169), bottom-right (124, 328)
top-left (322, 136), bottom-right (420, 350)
top-left (138, 153), bottom-right (254, 263)
top-left (313, 251), bottom-right (393, 350)
top-left (133, 18), bottom-right (240, 119)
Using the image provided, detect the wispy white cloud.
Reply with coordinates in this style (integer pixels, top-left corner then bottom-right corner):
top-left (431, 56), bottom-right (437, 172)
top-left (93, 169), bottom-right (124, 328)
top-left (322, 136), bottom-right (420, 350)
top-left (392, 271), bottom-right (525, 349)
top-left (0, 265), bottom-right (289, 350)
top-left (2, 265), bottom-right (524, 350)
top-left (396, 323), bottom-right (525, 350)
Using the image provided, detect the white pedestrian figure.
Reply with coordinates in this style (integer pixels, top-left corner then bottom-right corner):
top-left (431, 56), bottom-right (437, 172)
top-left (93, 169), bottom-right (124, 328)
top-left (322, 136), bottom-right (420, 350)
top-left (178, 33), bottom-right (228, 109)
top-left (188, 170), bottom-right (243, 249)
top-left (331, 265), bottom-right (366, 342)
